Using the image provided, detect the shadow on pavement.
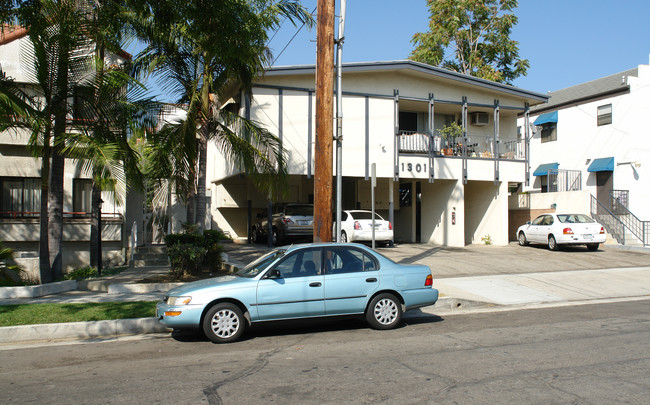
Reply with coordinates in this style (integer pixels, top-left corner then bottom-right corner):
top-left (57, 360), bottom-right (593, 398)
top-left (170, 313), bottom-right (445, 343)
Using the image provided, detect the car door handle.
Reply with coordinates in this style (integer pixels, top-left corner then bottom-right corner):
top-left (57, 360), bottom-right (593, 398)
top-left (309, 282), bottom-right (322, 287)
top-left (366, 278), bottom-right (377, 283)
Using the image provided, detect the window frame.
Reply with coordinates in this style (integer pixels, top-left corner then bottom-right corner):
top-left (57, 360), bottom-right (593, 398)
top-left (0, 177), bottom-right (41, 218)
top-left (597, 104), bottom-right (612, 126)
top-left (540, 122), bottom-right (557, 143)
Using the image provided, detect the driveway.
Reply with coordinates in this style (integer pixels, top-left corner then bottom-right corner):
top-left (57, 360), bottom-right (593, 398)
top-left (225, 242), bottom-right (650, 278)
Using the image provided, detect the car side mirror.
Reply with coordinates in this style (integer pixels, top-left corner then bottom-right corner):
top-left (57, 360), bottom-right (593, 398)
top-left (526, 221), bottom-right (531, 225)
top-left (266, 269), bottom-right (281, 279)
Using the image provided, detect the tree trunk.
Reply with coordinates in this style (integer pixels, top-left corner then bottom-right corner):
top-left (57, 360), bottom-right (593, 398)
top-left (185, 194), bottom-right (195, 228)
top-left (38, 131), bottom-right (51, 284)
top-left (90, 181), bottom-right (101, 269)
top-left (48, 142), bottom-right (65, 281)
top-left (194, 128), bottom-right (208, 232)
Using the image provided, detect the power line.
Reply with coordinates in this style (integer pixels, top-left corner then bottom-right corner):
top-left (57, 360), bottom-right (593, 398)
top-left (271, 6), bottom-right (317, 66)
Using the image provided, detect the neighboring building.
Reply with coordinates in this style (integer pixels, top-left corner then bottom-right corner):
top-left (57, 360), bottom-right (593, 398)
top-left (0, 26), bottom-right (131, 276)
top-left (206, 61), bottom-right (548, 247)
top-left (518, 57), bottom-right (650, 246)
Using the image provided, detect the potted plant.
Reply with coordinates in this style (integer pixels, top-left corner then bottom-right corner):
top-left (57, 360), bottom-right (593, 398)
top-left (437, 122), bottom-right (464, 156)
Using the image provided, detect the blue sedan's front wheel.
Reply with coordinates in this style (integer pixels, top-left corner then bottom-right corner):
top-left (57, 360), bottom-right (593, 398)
top-left (202, 303), bottom-right (246, 343)
top-left (366, 293), bottom-right (402, 330)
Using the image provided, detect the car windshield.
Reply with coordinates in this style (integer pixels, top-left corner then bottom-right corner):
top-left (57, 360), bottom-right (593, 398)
top-left (350, 211), bottom-right (383, 220)
top-left (236, 249), bottom-right (286, 278)
top-left (557, 214), bottom-right (595, 224)
top-left (284, 205), bottom-right (313, 216)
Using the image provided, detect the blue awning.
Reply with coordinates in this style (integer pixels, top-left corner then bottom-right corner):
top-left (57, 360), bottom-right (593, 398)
top-left (533, 162), bottom-right (559, 176)
top-left (533, 111), bottom-right (558, 126)
top-left (588, 157), bottom-right (615, 172)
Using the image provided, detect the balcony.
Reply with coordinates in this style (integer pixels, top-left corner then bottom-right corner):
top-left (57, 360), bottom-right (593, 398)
top-left (398, 131), bottom-right (525, 160)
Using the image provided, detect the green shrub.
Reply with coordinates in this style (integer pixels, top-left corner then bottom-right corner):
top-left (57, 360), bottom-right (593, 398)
top-left (64, 266), bottom-right (98, 280)
top-left (0, 241), bottom-right (24, 286)
top-left (203, 229), bottom-right (230, 242)
top-left (166, 244), bottom-right (207, 279)
top-left (165, 233), bottom-right (204, 246)
top-left (63, 265), bottom-right (128, 281)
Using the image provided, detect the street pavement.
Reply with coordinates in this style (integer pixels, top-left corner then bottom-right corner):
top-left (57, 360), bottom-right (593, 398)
top-left (1, 242), bottom-right (649, 345)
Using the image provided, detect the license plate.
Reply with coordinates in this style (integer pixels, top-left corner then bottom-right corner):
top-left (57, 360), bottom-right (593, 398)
top-left (583, 234), bottom-right (593, 240)
top-left (297, 220), bottom-right (311, 226)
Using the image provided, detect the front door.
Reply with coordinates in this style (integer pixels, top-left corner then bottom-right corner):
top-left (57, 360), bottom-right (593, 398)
top-left (256, 248), bottom-right (325, 320)
top-left (596, 171), bottom-right (613, 208)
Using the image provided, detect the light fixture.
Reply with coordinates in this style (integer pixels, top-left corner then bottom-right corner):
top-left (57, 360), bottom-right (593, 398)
top-left (617, 161), bottom-right (641, 180)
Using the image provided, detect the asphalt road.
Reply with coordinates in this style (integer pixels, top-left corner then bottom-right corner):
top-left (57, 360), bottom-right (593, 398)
top-left (2, 299), bottom-right (649, 404)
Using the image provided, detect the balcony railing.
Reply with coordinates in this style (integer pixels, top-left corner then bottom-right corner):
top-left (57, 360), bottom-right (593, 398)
top-left (0, 211), bottom-right (123, 220)
top-left (398, 131), bottom-right (524, 160)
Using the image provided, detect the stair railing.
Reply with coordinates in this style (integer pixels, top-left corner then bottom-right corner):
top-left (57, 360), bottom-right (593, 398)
top-left (591, 195), bottom-right (626, 244)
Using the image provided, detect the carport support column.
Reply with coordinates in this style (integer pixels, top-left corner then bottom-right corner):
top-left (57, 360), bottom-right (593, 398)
top-left (524, 103), bottom-right (531, 186)
top-left (388, 180), bottom-right (394, 247)
top-left (411, 180), bottom-right (417, 242)
top-left (448, 180), bottom-right (465, 247)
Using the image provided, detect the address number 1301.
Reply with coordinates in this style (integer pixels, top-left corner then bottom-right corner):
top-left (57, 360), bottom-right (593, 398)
top-left (401, 162), bottom-right (427, 173)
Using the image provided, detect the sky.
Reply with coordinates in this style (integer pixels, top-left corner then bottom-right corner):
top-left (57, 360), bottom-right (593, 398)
top-left (265, 0), bottom-right (650, 95)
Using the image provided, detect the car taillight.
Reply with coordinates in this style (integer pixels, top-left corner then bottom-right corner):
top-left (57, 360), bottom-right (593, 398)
top-left (600, 226), bottom-right (605, 234)
top-left (354, 221), bottom-right (361, 230)
top-left (389, 222), bottom-right (393, 230)
top-left (424, 274), bottom-right (433, 287)
top-left (563, 227), bottom-right (574, 235)
top-left (282, 218), bottom-right (293, 224)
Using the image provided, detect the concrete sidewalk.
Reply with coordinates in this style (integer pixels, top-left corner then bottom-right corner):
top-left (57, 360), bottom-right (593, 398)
top-left (2, 243), bottom-right (649, 345)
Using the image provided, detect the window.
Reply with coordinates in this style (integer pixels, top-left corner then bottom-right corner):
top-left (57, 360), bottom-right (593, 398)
top-left (73, 179), bottom-right (93, 213)
top-left (597, 104), bottom-right (612, 126)
top-left (0, 177), bottom-right (41, 217)
top-left (540, 123), bottom-right (557, 143)
top-left (272, 248), bottom-right (321, 278)
top-left (399, 111), bottom-right (418, 132)
top-left (324, 247), bottom-right (377, 274)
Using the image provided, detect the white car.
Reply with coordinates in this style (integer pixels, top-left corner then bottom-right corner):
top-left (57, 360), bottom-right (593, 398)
top-left (517, 213), bottom-right (606, 251)
top-left (335, 210), bottom-right (393, 245)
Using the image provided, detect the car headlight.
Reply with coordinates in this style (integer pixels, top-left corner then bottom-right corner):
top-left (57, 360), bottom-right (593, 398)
top-left (166, 296), bottom-right (192, 305)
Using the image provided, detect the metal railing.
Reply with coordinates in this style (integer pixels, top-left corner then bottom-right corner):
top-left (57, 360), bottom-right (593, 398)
top-left (398, 131), bottom-right (430, 153)
top-left (548, 169), bottom-right (582, 192)
top-left (591, 194), bottom-right (649, 246)
top-left (397, 131), bottom-right (525, 160)
top-left (611, 190), bottom-right (629, 215)
top-left (591, 194), bottom-right (626, 244)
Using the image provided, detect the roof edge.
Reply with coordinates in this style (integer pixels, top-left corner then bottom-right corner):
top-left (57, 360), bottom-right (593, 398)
top-left (265, 60), bottom-right (549, 102)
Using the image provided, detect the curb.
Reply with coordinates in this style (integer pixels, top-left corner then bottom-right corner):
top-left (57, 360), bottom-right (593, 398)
top-left (108, 283), bottom-right (183, 294)
top-left (0, 297), bottom-right (488, 345)
top-left (0, 280), bottom-right (77, 299)
top-left (0, 317), bottom-right (170, 345)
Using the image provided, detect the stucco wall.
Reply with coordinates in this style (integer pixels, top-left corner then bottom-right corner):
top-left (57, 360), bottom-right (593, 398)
top-left (522, 61), bottom-right (650, 220)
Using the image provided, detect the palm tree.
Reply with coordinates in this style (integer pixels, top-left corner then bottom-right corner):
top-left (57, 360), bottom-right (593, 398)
top-left (0, 0), bottom-right (93, 282)
top-left (133, 0), bottom-right (313, 232)
top-left (1, 0), bottom-right (156, 281)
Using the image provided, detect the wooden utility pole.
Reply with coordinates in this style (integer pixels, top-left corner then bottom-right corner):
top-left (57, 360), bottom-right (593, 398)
top-left (314, 0), bottom-right (335, 243)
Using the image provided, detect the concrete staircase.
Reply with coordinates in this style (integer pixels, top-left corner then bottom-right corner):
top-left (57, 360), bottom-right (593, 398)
top-left (131, 245), bottom-right (169, 268)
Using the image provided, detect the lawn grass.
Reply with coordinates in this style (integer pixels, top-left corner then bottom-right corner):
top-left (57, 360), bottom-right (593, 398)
top-left (0, 301), bottom-right (157, 327)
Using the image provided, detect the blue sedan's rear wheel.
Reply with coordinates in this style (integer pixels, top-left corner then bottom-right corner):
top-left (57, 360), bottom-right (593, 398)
top-left (202, 303), bottom-right (245, 343)
top-left (366, 293), bottom-right (402, 330)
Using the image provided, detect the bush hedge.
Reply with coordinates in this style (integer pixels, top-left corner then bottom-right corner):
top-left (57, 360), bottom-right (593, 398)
top-left (165, 230), bottom-right (227, 278)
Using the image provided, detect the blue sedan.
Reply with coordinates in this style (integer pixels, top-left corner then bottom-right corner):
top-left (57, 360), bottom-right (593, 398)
top-left (156, 243), bottom-right (439, 343)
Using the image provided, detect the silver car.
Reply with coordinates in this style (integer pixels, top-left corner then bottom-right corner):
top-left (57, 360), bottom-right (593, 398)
top-left (252, 203), bottom-right (313, 245)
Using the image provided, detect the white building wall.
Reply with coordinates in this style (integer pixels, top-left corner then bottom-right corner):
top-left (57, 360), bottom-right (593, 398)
top-left (522, 60), bottom-right (650, 220)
